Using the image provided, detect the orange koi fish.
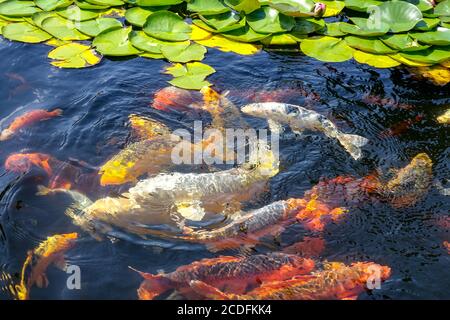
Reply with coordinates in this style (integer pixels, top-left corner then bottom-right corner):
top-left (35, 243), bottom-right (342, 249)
top-left (20, 233), bottom-right (78, 299)
top-left (444, 241), bottom-right (450, 255)
top-left (190, 261), bottom-right (391, 300)
top-left (379, 115), bottom-right (424, 138)
top-left (135, 253), bottom-right (315, 300)
top-left (5, 153), bottom-right (53, 176)
top-left (151, 86), bottom-right (202, 112)
top-left (282, 236), bottom-right (326, 258)
top-left (0, 108), bottom-right (62, 141)
top-left (362, 95), bottom-right (414, 110)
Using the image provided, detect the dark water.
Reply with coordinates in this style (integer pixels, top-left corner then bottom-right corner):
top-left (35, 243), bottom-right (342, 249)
top-left (0, 37), bottom-right (449, 300)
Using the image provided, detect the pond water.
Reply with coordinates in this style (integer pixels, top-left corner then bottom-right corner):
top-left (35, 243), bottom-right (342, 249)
top-left (0, 37), bottom-right (449, 300)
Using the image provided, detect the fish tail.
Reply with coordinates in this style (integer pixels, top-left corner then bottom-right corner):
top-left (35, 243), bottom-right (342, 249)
top-left (189, 280), bottom-right (236, 300)
top-left (129, 267), bottom-right (172, 300)
top-left (51, 108), bottom-right (63, 116)
top-left (36, 185), bottom-right (52, 196)
top-left (335, 132), bottom-right (369, 160)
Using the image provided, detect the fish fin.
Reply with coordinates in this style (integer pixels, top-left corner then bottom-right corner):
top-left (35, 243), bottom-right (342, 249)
top-left (133, 270), bottom-right (172, 300)
top-left (336, 133), bottom-right (369, 160)
top-left (54, 256), bottom-right (67, 271)
top-left (189, 280), bottom-right (233, 300)
top-left (35, 274), bottom-right (49, 288)
top-left (175, 201), bottom-right (206, 221)
top-left (36, 185), bottom-right (51, 196)
top-left (52, 108), bottom-right (63, 116)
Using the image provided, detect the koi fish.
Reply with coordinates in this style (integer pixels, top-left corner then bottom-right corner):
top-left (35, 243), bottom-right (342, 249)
top-left (5, 153), bottom-right (53, 176)
top-left (234, 87), bottom-right (320, 103)
top-left (190, 261), bottom-right (391, 300)
top-left (20, 233), bottom-right (78, 299)
top-left (151, 86), bottom-right (203, 112)
top-left (180, 198), bottom-right (308, 252)
top-left (379, 115), bottom-right (424, 138)
top-left (437, 109), bottom-right (450, 124)
top-left (241, 102), bottom-right (368, 160)
top-left (0, 108), bottom-right (62, 141)
top-left (362, 95), bottom-right (414, 110)
top-left (282, 236), bottom-right (326, 257)
top-left (128, 114), bottom-right (171, 140)
top-left (444, 241), bottom-right (450, 254)
top-left (382, 153), bottom-right (433, 208)
top-left (134, 253), bottom-right (315, 300)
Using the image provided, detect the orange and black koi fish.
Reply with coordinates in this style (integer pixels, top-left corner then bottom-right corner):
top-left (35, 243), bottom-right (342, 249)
top-left (134, 253), bottom-right (315, 300)
top-left (0, 109), bottom-right (62, 141)
top-left (151, 86), bottom-right (203, 112)
top-left (190, 261), bottom-right (391, 300)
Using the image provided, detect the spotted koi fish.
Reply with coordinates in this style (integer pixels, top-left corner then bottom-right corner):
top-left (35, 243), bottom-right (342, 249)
top-left (134, 253), bottom-right (315, 300)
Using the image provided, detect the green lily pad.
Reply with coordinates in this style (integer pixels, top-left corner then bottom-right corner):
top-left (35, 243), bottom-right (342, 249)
top-left (405, 0), bottom-right (434, 12)
top-left (192, 18), bottom-right (219, 32)
top-left (161, 42), bottom-right (207, 62)
top-left (345, 36), bottom-right (397, 54)
top-left (260, 0), bottom-right (316, 16)
top-left (136, 0), bottom-right (183, 5)
top-left (130, 30), bottom-right (186, 53)
top-left (340, 20), bottom-right (389, 36)
top-left (0, 1), bottom-right (41, 17)
top-left (224, 0), bottom-right (260, 14)
top-left (291, 17), bottom-right (325, 36)
top-left (343, 0), bottom-right (382, 12)
top-left (32, 11), bottom-right (59, 27)
top-left (322, 0), bottom-right (345, 17)
top-left (199, 11), bottom-right (243, 32)
top-left (165, 61), bottom-right (215, 90)
top-left (411, 28), bottom-right (450, 46)
top-left (56, 6), bottom-right (100, 21)
top-left (35, 0), bottom-right (73, 11)
top-left (353, 50), bottom-right (401, 68)
top-left (221, 24), bottom-right (269, 42)
top-left (41, 16), bottom-right (91, 40)
top-left (93, 26), bottom-right (142, 56)
top-left (84, 0), bottom-right (124, 5)
top-left (381, 33), bottom-right (430, 51)
top-left (414, 18), bottom-right (441, 31)
top-left (300, 36), bottom-right (354, 62)
top-left (434, 0), bottom-right (450, 17)
top-left (77, 17), bottom-right (122, 36)
top-left (400, 46), bottom-right (450, 63)
top-left (48, 42), bottom-right (102, 68)
top-left (261, 32), bottom-right (298, 45)
top-left (125, 7), bottom-right (161, 27)
top-left (318, 22), bottom-right (347, 37)
top-left (76, 1), bottom-right (109, 9)
top-left (2, 21), bottom-right (52, 42)
top-left (187, 0), bottom-right (231, 15)
top-left (247, 6), bottom-right (295, 34)
top-left (143, 10), bottom-right (191, 41)
top-left (366, 1), bottom-right (423, 33)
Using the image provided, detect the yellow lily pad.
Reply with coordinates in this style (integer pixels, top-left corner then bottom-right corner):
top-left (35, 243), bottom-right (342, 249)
top-left (196, 34), bottom-right (261, 55)
top-left (48, 42), bottom-right (102, 68)
top-left (353, 50), bottom-right (401, 68)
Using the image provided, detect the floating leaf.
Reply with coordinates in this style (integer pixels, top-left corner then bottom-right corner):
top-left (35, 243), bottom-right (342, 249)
top-left (414, 18), bottom-right (440, 31)
top-left (189, 24), bottom-right (212, 41)
top-left (247, 6), bottom-right (295, 33)
top-left (261, 32), bottom-right (298, 45)
top-left (411, 28), bottom-right (450, 46)
top-left (339, 21), bottom-right (389, 36)
top-left (187, 0), bottom-right (231, 15)
top-left (318, 21), bottom-right (346, 37)
top-left (84, 0), bottom-right (124, 5)
top-left (261, 0), bottom-right (316, 17)
top-left (345, 36), bottom-right (397, 54)
top-left (366, 1), bottom-right (423, 33)
top-left (197, 34), bottom-right (261, 54)
top-left (76, 1), bottom-right (109, 10)
top-left (381, 33), bottom-right (430, 51)
top-left (48, 42), bottom-right (102, 68)
top-left (291, 17), bottom-right (325, 36)
top-left (130, 30), bottom-right (187, 53)
top-left (300, 36), bottom-right (354, 62)
top-left (41, 16), bottom-right (91, 40)
top-left (161, 42), bottom-right (207, 62)
top-left (353, 50), bottom-right (400, 68)
top-left (45, 38), bottom-right (70, 47)
top-left (0, 1), bottom-right (41, 17)
top-left (77, 17), bottom-right (122, 36)
top-left (136, 0), bottom-right (183, 5)
top-left (400, 46), bottom-right (450, 64)
top-left (35, 0), bottom-right (73, 11)
top-left (322, 0), bottom-right (345, 17)
top-left (434, 0), bottom-right (450, 17)
top-left (165, 61), bottom-right (215, 90)
top-left (140, 52), bottom-right (164, 59)
top-left (199, 11), bottom-right (243, 32)
top-left (93, 26), bottom-right (142, 56)
top-left (343, 0), bottom-right (382, 12)
top-left (2, 21), bottom-right (51, 42)
top-left (224, 0), bottom-right (260, 14)
top-left (32, 11), bottom-right (59, 27)
top-left (221, 24), bottom-right (269, 42)
top-left (143, 10), bottom-right (191, 41)
top-left (389, 53), bottom-right (432, 66)
top-left (125, 7), bottom-right (155, 27)
top-left (56, 6), bottom-right (100, 21)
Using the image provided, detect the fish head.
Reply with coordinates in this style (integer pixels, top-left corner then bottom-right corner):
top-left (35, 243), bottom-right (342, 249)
top-left (152, 86), bottom-right (201, 112)
top-left (410, 153), bottom-right (432, 169)
top-left (5, 153), bottom-right (51, 174)
top-left (99, 160), bottom-right (136, 186)
top-left (0, 129), bottom-right (14, 141)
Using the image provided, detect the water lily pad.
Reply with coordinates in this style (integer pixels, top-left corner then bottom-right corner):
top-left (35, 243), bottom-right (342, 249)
top-left (56, 6), bottom-right (100, 21)
top-left (161, 42), bottom-right (207, 62)
top-left (2, 21), bottom-right (52, 42)
top-left (199, 11), bottom-right (243, 32)
top-left (192, 18), bottom-right (218, 32)
top-left (76, 1), bottom-right (109, 9)
top-left (405, 0), bottom-right (434, 12)
top-left (221, 24), bottom-right (269, 42)
top-left (366, 1), bottom-right (423, 33)
top-left (77, 17), bottom-right (122, 36)
top-left (48, 42), bottom-right (102, 68)
top-left (414, 18), bottom-right (441, 31)
top-left (343, 0), bottom-right (382, 12)
top-left (196, 33), bottom-right (261, 54)
top-left (389, 53), bottom-right (432, 66)
top-left (165, 61), bottom-right (215, 90)
top-left (35, 0), bottom-right (73, 11)
top-left (143, 10), bottom-right (191, 41)
top-left (45, 37), bottom-right (70, 46)
top-left (340, 20), bottom-right (389, 36)
top-left (353, 50), bottom-right (400, 68)
top-left (318, 21), bottom-right (346, 36)
top-left (93, 26), bottom-right (142, 56)
top-left (381, 33), bottom-right (430, 51)
top-left (322, 0), bottom-right (345, 17)
top-left (411, 28), bottom-right (450, 46)
top-left (261, 32), bottom-right (298, 45)
top-left (32, 11), bottom-right (59, 27)
top-left (136, 0), bottom-right (183, 5)
top-left (291, 17), bottom-right (325, 36)
top-left (247, 6), bottom-right (295, 33)
top-left (190, 24), bottom-right (212, 40)
top-left (84, 0), bottom-right (124, 5)
top-left (41, 16), bottom-right (91, 40)
top-left (260, 0), bottom-right (315, 16)
top-left (300, 36), bottom-right (354, 62)
top-left (187, 0), bottom-right (231, 15)
top-left (130, 30), bottom-right (186, 53)
top-left (400, 46), bottom-right (450, 64)
top-left (0, 1), bottom-right (41, 17)
top-left (224, 0), bottom-right (260, 13)
top-left (345, 36), bottom-right (397, 54)
top-left (434, 0), bottom-right (450, 17)
top-left (125, 7), bottom-right (157, 27)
